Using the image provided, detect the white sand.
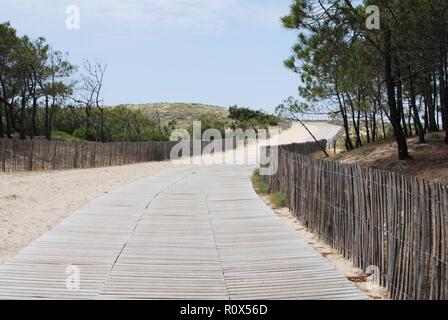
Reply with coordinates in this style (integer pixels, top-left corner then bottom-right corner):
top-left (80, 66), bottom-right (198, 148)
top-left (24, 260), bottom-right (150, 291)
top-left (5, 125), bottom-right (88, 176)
top-left (275, 122), bottom-right (342, 145)
top-left (0, 161), bottom-right (174, 264)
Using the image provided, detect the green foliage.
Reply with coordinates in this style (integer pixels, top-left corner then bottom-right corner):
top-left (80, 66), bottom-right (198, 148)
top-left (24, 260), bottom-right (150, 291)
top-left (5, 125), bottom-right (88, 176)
top-left (276, 97), bottom-right (315, 118)
top-left (164, 120), bottom-right (178, 136)
top-left (51, 130), bottom-right (84, 141)
top-left (228, 106), bottom-right (279, 126)
top-left (252, 169), bottom-right (270, 195)
top-left (0, 22), bottom-right (75, 140)
top-left (0, 23), bottom-right (169, 143)
top-left (50, 106), bottom-right (171, 142)
top-left (271, 192), bottom-right (287, 208)
top-left (190, 112), bottom-right (230, 137)
top-left (252, 169), bottom-right (286, 208)
top-left (72, 128), bottom-right (88, 140)
top-left (281, 0), bottom-right (448, 157)
top-left (385, 126), bottom-right (395, 140)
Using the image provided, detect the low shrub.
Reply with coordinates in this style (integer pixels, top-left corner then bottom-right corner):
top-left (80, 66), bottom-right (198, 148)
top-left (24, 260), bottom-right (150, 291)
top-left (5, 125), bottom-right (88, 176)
top-left (252, 169), bottom-right (270, 194)
top-left (271, 192), bottom-right (287, 208)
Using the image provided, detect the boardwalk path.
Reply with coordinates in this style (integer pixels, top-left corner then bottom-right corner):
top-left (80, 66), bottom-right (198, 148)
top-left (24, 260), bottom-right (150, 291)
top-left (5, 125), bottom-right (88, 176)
top-left (0, 123), bottom-right (367, 299)
top-left (0, 164), bottom-right (366, 299)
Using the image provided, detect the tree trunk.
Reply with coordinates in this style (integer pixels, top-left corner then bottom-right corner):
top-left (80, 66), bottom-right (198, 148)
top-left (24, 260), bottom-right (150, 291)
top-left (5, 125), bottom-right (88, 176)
top-left (439, 45), bottom-right (448, 143)
top-left (364, 112), bottom-right (371, 144)
top-left (0, 99), bottom-right (4, 138)
top-left (407, 108), bottom-right (413, 136)
top-left (356, 109), bottom-right (362, 146)
top-left (434, 71), bottom-right (440, 130)
top-left (423, 96), bottom-right (429, 133)
top-left (384, 28), bottom-right (409, 160)
top-left (45, 95), bottom-right (50, 140)
top-left (31, 96), bottom-right (37, 139)
top-left (0, 85), bottom-right (13, 138)
top-left (100, 109), bottom-right (105, 142)
top-left (4, 101), bottom-right (12, 138)
top-left (346, 93), bottom-right (362, 147)
top-left (20, 93), bottom-right (26, 140)
top-left (409, 76), bottom-right (426, 143)
top-left (396, 78), bottom-right (408, 137)
top-left (380, 106), bottom-right (387, 139)
top-left (85, 106), bottom-right (91, 140)
top-left (439, 66), bottom-right (448, 142)
top-left (371, 105), bottom-right (377, 142)
top-left (48, 96), bottom-right (56, 141)
top-left (377, 83), bottom-right (388, 140)
top-left (336, 88), bottom-right (353, 150)
top-left (426, 74), bottom-right (437, 132)
top-left (288, 112), bottom-right (329, 157)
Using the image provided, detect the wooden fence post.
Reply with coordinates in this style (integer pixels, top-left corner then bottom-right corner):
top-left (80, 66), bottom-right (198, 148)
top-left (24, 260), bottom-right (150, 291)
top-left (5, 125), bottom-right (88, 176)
top-left (1, 139), bottom-right (5, 172)
top-left (91, 143), bottom-right (96, 168)
top-left (28, 139), bottom-right (34, 171)
top-left (73, 142), bottom-right (79, 168)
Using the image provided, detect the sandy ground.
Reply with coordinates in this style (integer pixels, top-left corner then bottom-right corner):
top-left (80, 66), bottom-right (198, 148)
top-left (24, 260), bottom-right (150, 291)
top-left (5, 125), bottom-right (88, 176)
top-left (191, 122), bottom-right (342, 166)
top-left (275, 121), bottom-right (342, 145)
top-left (0, 161), bottom-right (174, 264)
top-left (335, 133), bottom-right (448, 185)
top-left (0, 121), bottom-right (341, 265)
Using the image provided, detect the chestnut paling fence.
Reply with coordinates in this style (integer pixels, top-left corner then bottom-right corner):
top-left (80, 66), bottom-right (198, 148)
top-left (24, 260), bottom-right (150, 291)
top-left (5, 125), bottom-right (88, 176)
top-left (0, 138), bottom-right (238, 172)
top-left (262, 142), bottom-right (447, 300)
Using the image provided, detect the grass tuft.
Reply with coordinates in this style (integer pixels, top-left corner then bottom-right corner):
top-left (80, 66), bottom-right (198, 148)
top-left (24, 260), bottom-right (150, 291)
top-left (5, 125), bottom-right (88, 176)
top-left (353, 147), bottom-right (375, 158)
top-left (51, 130), bottom-right (86, 142)
top-left (271, 192), bottom-right (287, 208)
top-left (252, 168), bottom-right (270, 194)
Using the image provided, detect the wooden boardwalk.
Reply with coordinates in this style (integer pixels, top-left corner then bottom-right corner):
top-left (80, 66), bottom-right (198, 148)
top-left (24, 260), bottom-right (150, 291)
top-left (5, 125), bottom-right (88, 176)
top-left (0, 164), bottom-right (367, 300)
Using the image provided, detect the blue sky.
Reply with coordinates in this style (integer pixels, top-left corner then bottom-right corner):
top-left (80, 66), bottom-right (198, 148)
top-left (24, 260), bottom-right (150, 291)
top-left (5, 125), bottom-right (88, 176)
top-left (0, 0), bottom-right (299, 113)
